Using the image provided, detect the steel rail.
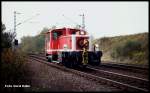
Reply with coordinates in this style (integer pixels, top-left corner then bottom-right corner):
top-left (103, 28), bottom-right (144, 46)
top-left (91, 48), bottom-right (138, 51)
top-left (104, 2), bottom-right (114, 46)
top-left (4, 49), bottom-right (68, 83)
top-left (28, 55), bottom-right (149, 92)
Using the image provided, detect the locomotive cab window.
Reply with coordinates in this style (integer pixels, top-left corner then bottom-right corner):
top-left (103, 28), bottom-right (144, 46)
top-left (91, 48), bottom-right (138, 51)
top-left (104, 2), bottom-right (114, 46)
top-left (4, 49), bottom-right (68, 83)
top-left (57, 31), bottom-right (63, 37)
top-left (72, 31), bottom-right (76, 35)
top-left (53, 32), bottom-right (57, 40)
top-left (52, 31), bottom-right (63, 40)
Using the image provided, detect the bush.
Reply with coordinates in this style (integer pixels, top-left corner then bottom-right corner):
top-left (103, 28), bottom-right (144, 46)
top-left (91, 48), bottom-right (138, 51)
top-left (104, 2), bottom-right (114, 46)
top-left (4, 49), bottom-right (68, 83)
top-left (1, 48), bottom-right (27, 84)
top-left (111, 40), bottom-right (142, 59)
top-left (111, 45), bottom-right (123, 58)
top-left (1, 23), bottom-right (29, 92)
top-left (20, 27), bottom-right (48, 53)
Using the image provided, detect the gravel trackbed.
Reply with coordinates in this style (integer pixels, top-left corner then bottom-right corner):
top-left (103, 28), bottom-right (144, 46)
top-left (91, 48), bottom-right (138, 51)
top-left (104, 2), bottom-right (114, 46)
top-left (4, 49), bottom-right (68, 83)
top-left (23, 59), bottom-right (120, 92)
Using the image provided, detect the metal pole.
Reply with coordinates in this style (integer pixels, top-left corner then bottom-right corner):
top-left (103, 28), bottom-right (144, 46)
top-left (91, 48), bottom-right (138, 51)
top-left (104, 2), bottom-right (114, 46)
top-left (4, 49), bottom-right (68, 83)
top-left (14, 11), bottom-right (16, 34)
top-left (82, 14), bottom-right (85, 30)
top-left (12, 11), bottom-right (16, 51)
top-left (13, 11), bottom-right (20, 50)
top-left (80, 13), bottom-right (85, 30)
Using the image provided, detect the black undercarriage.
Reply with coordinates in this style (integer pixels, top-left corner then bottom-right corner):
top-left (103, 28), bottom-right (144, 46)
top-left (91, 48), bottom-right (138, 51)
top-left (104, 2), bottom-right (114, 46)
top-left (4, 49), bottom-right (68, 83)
top-left (46, 51), bottom-right (102, 68)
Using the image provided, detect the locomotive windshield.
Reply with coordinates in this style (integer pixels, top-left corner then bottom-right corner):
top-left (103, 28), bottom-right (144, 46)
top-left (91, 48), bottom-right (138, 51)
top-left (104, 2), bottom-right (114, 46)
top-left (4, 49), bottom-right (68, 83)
top-left (53, 32), bottom-right (57, 40)
top-left (52, 31), bottom-right (63, 40)
top-left (72, 31), bottom-right (76, 35)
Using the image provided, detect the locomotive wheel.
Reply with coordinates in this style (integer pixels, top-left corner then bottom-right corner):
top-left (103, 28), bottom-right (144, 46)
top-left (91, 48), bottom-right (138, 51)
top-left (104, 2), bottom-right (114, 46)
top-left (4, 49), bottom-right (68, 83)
top-left (62, 52), bottom-right (79, 68)
top-left (48, 57), bottom-right (52, 62)
top-left (63, 54), bottom-right (74, 68)
top-left (63, 57), bottom-right (70, 68)
top-left (94, 62), bottom-right (100, 65)
top-left (65, 61), bottom-right (71, 68)
top-left (46, 54), bottom-right (52, 62)
top-left (72, 57), bottom-right (77, 68)
top-left (67, 57), bottom-right (73, 68)
top-left (82, 65), bottom-right (87, 68)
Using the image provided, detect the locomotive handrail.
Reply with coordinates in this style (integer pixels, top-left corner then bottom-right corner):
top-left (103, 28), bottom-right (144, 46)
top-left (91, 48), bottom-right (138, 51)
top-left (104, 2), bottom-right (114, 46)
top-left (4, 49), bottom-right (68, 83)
top-left (58, 35), bottom-right (90, 39)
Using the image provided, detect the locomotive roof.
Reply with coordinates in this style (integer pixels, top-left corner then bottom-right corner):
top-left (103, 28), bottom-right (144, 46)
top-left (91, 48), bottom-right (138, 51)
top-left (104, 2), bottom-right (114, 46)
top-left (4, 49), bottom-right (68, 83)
top-left (47, 27), bottom-right (83, 33)
top-left (45, 27), bottom-right (87, 35)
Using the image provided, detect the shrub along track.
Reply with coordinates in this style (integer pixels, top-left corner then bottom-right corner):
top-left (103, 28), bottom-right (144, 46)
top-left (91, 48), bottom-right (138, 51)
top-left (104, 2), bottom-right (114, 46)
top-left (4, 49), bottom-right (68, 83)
top-left (28, 53), bottom-right (149, 92)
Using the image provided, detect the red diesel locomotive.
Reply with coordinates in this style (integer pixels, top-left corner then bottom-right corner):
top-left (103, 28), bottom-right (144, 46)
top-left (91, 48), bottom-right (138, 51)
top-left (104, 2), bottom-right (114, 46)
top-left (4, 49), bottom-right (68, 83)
top-left (45, 27), bottom-right (102, 67)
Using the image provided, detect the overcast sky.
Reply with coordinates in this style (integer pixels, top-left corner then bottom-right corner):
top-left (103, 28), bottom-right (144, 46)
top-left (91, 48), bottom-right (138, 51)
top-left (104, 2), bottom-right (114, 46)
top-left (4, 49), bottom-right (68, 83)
top-left (2, 1), bottom-right (148, 43)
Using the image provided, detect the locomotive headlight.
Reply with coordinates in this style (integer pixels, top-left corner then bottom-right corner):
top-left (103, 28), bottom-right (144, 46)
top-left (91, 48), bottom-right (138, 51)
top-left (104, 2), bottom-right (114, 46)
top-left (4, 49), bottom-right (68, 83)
top-left (95, 44), bottom-right (99, 51)
top-left (63, 44), bottom-right (68, 50)
top-left (80, 31), bottom-right (84, 35)
top-left (95, 44), bottom-right (99, 48)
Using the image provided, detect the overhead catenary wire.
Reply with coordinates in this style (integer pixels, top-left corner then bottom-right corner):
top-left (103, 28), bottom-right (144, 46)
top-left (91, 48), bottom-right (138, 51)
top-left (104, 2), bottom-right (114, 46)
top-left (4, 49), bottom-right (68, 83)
top-left (62, 14), bottom-right (81, 27)
top-left (6, 13), bottom-right (40, 32)
top-left (16, 13), bottom-right (40, 27)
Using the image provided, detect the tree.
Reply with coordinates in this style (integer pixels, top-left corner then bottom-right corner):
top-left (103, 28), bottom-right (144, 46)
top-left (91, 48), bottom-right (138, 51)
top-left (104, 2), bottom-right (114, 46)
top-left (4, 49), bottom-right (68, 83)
top-left (1, 22), bottom-right (6, 32)
top-left (1, 23), bottom-right (16, 49)
top-left (20, 27), bottom-right (49, 53)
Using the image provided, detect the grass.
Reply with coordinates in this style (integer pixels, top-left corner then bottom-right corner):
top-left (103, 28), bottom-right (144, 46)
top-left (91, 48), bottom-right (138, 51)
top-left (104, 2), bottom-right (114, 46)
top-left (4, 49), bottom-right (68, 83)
top-left (93, 32), bottom-right (148, 67)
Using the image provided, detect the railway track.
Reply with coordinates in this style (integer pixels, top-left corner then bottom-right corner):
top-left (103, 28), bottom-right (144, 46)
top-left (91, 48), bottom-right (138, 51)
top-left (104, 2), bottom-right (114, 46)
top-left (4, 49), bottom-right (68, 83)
top-left (99, 63), bottom-right (148, 74)
top-left (28, 54), bottom-right (149, 92)
top-left (28, 53), bottom-right (148, 72)
top-left (86, 66), bottom-right (149, 89)
top-left (28, 53), bottom-right (148, 75)
top-left (102, 62), bottom-right (148, 69)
